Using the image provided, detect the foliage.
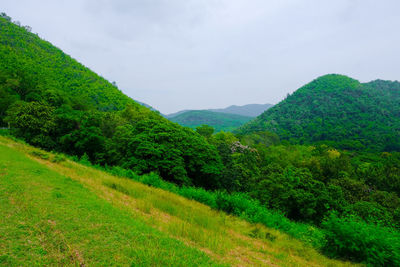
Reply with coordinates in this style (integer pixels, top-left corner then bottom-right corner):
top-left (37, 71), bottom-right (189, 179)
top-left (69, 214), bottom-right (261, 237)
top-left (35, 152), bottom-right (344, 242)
top-left (0, 16), bottom-right (223, 189)
top-left (5, 101), bottom-right (56, 149)
top-left (2, 14), bottom-right (400, 266)
top-left (322, 214), bottom-right (400, 266)
top-left (1, 136), bottom-right (355, 266)
top-left (0, 139), bottom-right (222, 266)
top-left (238, 74), bottom-right (400, 152)
top-left (196, 124), bottom-right (214, 139)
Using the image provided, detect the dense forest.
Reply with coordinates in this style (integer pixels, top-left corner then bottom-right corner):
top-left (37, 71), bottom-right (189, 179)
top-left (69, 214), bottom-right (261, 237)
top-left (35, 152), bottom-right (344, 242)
top-left (1, 13), bottom-right (400, 266)
top-left (237, 74), bottom-right (400, 152)
top-left (0, 14), bottom-right (223, 188)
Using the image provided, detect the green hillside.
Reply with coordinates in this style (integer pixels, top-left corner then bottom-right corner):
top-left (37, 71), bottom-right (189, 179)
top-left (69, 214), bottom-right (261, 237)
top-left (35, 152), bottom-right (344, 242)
top-left (0, 136), bottom-right (354, 266)
top-left (0, 16), bottom-right (135, 112)
top-left (169, 110), bottom-right (253, 132)
top-left (237, 74), bottom-right (400, 151)
top-left (1, 13), bottom-right (400, 266)
top-left (0, 15), bottom-right (223, 188)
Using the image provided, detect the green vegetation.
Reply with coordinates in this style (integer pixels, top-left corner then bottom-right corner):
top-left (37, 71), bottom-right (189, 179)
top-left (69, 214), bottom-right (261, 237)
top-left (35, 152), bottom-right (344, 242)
top-left (167, 103), bottom-right (273, 119)
top-left (1, 13), bottom-right (400, 266)
top-left (0, 15), bottom-right (222, 188)
top-left (0, 136), bottom-right (355, 266)
top-left (0, 139), bottom-right (219, 266)
top-left (238, 74), bottom-right (400, 152)
top-left (169, 110), bottom-right (253, 132)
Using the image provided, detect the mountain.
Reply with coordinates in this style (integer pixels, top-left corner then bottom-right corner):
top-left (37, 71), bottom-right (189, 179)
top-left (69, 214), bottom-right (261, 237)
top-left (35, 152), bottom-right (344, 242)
top-left (0, 18), bottom-right (136, 113)
top-left (167, 103), bottom-right (273, 119)
top-left (165, 109), bottom-right (191, 118)
top-left (0, 14), bottom-right (223, 187)
top-left (209, 103), bottom-right (273, 117)
top-left (166, 104), bottom-right (272, 132)
top-left (237, 74), bottom-right (400, 151)
top-left (169, 110), bottom-right (253, 132)
top-left (134, 99), bottom-right (160, 113)
top-left (2, 14), bottom-right (399, 266)
top-left (0, 136), bottom-right (350, 266)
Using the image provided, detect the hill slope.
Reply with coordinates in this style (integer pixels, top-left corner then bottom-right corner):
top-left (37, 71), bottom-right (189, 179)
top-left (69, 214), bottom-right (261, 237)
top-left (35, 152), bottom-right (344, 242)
top-left (238, 74), bottom-right (400, 151)
top-left (0, 15), bottom-right (223, 187)
top-left (0, 15), bottom-right (137, 112)
top-left (169, 110), bottom-right (253, 132)
top-left (0, 136), bottom-right (353, 266)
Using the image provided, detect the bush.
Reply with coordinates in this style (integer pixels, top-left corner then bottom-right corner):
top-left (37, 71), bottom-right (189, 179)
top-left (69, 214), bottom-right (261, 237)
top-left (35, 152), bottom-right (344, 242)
top-left (69, 154), bottom-right (399, 264)
top-left (215, 191), bottom-right (258, 216)
top-left (51, 154), bottom-right (66, 163)
top-left (137, 172), bottom-right (179, 194)
top-left (322, 214), bottom-right (400, 266)
top-left (179, 186), bottom-right (217, 208)
top-left (29, 150), bottom-right (50, 160)
top-left (0, 129), bottom-right (10, 136)
top-left (79, 153), bottom-right (91, 166)
top-left (213, 191), bottom-right (326, 248)
top-left (106, 165), bottom-right (138, 180)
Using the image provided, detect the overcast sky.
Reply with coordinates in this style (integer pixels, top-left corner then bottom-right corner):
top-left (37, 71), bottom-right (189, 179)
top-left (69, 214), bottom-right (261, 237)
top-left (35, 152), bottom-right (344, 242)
top-left (2, 0), bottom-right (400, 113)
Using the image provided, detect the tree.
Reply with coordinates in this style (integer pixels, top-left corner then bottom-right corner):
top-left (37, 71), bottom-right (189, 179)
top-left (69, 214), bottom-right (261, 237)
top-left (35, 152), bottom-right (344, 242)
top-left (5, 101), bottom-right (56, 148)
top-left (196, 124), bottom-right (214, 139)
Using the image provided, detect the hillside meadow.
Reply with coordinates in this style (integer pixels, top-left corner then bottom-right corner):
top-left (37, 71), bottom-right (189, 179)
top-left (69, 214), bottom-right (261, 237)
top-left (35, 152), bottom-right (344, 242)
top-left (0, 136), bottom-right (356, 266)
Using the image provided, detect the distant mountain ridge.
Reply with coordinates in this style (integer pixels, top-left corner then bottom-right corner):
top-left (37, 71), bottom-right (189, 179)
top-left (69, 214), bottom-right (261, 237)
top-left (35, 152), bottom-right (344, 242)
top-left (167, 103), bottom-right (273, 118)
top-left (169, 110), bottom-right (253, 132)
top-left (209, 103), bottom-right (273, 117)
top-left (135, 100), bottom-right (160, 113)
top-left (165, 103), bottom-right (272, 132)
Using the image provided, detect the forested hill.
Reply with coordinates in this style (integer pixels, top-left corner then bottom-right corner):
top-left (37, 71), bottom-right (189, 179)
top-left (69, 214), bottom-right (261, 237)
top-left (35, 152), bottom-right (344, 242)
top-left (2, 14), bottom-right (400, 266)
top-left (237, 74), bottom-right (400, 151)
top-left (166, 104), bottom-right (272, 132)
top-left (0, 15), bottom-right (139, 112)
top-left (168, 110), bottom-right (253, 132)
top-left (0, 14), bottom-right (223, 188)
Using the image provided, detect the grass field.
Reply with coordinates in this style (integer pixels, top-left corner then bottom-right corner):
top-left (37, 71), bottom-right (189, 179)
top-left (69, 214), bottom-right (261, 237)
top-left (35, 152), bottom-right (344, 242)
top-left (0, 136), bottom-right (358, 266)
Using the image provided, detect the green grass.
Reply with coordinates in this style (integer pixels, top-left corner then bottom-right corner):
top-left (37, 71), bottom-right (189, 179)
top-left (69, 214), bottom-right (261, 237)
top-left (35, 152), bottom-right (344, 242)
top-left (0, 144), bottom-right (220, 266)
top-left (0, 136), bottom-right (358, 266)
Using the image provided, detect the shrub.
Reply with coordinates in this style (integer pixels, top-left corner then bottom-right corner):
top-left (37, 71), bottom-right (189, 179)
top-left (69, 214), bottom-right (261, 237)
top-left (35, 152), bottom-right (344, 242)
top-left (215, 191), bottom-right (258, 216)
top-left (137, 172), bottom-right (179, 194)
top-left (79, 153), bottom-right (91, 166)
top-left (321, 214), bottom-right (400, 266)
top-left (179, 186), bottom-right (217, 208)
top-left (51, 154), bottom-right (66, 163)
top-left (68, 154), bottom-right (399, 264)
top-left (29, 150), bottom-right (50, 160)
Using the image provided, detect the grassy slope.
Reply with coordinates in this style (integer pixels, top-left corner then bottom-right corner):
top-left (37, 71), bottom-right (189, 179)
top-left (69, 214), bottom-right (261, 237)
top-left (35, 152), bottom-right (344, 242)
top-left (169, 110), bottom-right (253, 132)
top-left (0, 140), bottom-right (218, 266)
top-left (0, 136), bottom-right (356, 266)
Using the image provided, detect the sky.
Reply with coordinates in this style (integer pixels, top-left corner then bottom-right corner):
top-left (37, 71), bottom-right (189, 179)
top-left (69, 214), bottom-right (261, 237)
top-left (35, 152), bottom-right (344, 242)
top-left (2, 0), bottom-right (400, 114)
